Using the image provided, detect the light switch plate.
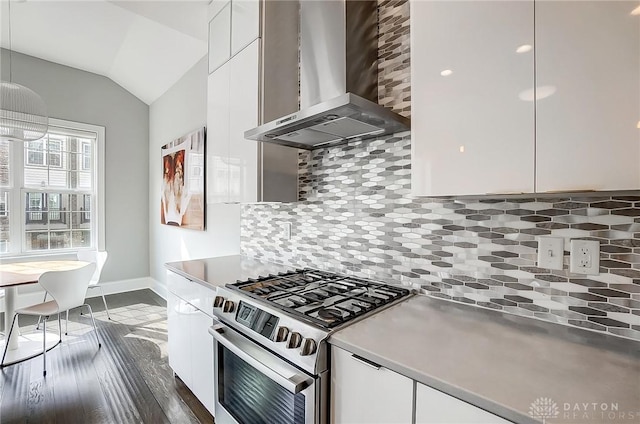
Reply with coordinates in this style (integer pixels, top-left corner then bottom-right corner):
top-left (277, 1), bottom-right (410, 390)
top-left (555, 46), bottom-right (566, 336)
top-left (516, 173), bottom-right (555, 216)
top-left (570, 239), bottom-right (600, 275)
top-left (537, 236), bottom-right (564, 270)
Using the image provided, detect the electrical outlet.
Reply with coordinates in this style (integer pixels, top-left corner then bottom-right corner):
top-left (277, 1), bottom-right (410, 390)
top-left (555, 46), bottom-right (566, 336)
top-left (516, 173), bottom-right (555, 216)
top-left (570, 239), bottom-right (600, 275)
top-left (281, 222), bottom-right (292, 240)
top-left (537, 236), bottom-right (564, 270)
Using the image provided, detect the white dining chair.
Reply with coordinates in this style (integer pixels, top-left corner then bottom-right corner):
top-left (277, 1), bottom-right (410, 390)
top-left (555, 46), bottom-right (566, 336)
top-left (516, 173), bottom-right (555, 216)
top-left (1, 263), bottom-right (100, 377)
top-left (77, 250), bottom-right (110, 320)
top-left (37, 250), bottom-right (109, 334)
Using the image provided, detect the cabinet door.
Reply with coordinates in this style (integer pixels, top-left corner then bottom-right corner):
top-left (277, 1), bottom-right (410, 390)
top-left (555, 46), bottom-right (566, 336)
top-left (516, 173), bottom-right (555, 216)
top-left (231, 0), bottom-right (260, 55)
top-left (415, 383), bottom-right (510, 424)
top-left (228, 39), bottom-right (260, 203)
top-left (207, 61), bottom-right (231, 203)
top-left (167, 292), bottom-right (193, 385)
top-left (209, 1), bottom-right (231, 73)
top-left (411, 0), bottom-right (535, 196)
top-left (535, 1), bottom-right (640, 192)
top-left (190, 310), bottom-right (215, 415)
top-left (331, 346), bottom-right (413, 424)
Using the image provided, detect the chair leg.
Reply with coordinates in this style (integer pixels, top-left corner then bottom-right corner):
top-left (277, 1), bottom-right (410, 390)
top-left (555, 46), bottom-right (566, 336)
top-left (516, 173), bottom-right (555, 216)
top-left (58, 313), bottom-right (62, 341)
top-left (42, 316), bottom-right (48, 377)
top-left (36, 292), bottom-right (48, 330)
top-left (1, 313), bottom-right (19, 366)
top-left (99, 287), bottom-right (111, 320)
top-left (84, 304), bottom-right (101, 349)
top-left (65, 310), bottom-right (69, 335)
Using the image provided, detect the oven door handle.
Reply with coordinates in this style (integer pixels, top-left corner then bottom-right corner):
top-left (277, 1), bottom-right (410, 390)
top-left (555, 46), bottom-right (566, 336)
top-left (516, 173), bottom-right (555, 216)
top-left (208, 324), bottom-right (313, 394)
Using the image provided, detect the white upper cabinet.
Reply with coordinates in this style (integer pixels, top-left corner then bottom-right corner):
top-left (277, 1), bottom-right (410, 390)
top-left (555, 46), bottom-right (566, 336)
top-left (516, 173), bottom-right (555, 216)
top-left (208, 0), bottom-right (260, 74)
top-left (208, 2), bottom-right (231, 74)
top-left (411, 0), bottom-right (640, 196)
top-left (207, 61), bottom-right (231, 203)
top-left (206, 0), bottom-right (298, 204)
top-left (535, 1), bottom-right (640, 192)
top-left (231, 0), bottom-right (260, 56)
top-left (411, 0), bottom-right (535, 196)
top-left (228, 39), bottom-right (260, 203)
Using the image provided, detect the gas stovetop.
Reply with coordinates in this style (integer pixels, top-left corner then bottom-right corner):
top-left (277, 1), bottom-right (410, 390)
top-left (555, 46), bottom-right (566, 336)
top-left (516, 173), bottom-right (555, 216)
top-left (227, 268), bottom-right (411, 329)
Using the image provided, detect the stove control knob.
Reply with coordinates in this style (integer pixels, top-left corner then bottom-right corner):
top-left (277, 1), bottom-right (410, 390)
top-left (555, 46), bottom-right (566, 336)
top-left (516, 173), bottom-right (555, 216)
top-left (300, 338), bottom-right (317, 356)
top-left (213, 296), bottom-right (225, 308)
top-left (287, 332), bottom-right (302, 349)
top-left (275, 326), bottom-right (289, 343)
top-left (223, 300), bottom-right (235, 313)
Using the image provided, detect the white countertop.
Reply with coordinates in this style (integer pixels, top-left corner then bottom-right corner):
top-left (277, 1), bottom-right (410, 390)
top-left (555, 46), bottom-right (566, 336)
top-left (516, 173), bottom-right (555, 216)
top-left (329, 295), bottom-right (640, 424)
top-left (165, 255), bottom-right (295, 290)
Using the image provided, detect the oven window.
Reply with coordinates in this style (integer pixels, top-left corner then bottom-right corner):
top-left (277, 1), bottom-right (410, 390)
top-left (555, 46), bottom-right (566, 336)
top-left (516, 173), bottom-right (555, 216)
top-left (218, 344), bottom-right (306, 424)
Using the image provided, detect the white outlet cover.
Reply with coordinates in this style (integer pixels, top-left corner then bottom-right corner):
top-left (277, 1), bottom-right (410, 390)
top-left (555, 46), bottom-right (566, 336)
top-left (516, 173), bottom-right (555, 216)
top-left (537, 236), bottom-right (564, 270)
top-left (570, 239), bottom-right (600, 275)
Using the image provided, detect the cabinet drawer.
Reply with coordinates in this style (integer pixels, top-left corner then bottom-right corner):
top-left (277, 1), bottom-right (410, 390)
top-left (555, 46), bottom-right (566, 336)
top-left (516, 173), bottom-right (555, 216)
top-left (331, 345), bottom-right (413, 424)
top-left (416, 383), bottom-right (511, 424)
top-left (166, 271), bottom-right (217, 317)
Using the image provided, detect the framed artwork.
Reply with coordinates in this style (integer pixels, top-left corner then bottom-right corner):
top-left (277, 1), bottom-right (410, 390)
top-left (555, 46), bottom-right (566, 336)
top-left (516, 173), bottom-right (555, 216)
top-left (160, 127), bottom-right (205, 230)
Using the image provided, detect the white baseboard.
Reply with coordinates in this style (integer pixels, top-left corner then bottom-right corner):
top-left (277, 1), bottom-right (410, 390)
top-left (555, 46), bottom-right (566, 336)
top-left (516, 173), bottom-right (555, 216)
top-left (149, 278), bottom-right (167, 300)
top-left (0, 277), bottom-right (157, 314)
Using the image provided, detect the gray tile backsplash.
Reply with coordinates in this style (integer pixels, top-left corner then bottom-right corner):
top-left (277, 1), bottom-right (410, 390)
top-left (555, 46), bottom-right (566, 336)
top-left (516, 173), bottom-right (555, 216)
top-left (241, 133), bottom-right (640, 341)
top-left (241, 0), bottom-right (639, 341)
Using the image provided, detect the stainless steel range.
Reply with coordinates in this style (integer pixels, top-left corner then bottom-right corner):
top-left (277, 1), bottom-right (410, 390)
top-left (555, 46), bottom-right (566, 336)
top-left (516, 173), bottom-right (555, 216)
top-left (208, 268), bottom-right (411, 424)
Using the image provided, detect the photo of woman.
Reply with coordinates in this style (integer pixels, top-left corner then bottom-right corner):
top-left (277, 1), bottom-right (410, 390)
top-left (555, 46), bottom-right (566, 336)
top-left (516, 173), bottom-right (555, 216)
top-left (160, 127), bottom-right (205, 230)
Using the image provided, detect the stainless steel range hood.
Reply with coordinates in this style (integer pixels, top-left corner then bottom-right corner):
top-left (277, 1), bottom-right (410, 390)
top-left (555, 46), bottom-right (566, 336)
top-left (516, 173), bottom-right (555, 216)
top-left (245, 0), bottom-right (410, 150)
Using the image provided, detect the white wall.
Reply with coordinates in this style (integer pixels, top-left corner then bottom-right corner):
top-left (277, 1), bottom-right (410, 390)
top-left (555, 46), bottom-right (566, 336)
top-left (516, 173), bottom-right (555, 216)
top-left (149, 57), bottom-right (240, 287)
top-left (3, 50), bottom-right (150, 284)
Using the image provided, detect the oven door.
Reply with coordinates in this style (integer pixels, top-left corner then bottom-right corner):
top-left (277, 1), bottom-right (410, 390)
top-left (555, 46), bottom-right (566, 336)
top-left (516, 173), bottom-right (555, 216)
top-left (209, 323), bottom-right (317, 424)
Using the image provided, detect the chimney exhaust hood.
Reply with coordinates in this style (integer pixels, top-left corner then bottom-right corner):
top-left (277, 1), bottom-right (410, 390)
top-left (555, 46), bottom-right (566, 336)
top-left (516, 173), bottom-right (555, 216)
top-left (244, 0), bottom-right (410, 150)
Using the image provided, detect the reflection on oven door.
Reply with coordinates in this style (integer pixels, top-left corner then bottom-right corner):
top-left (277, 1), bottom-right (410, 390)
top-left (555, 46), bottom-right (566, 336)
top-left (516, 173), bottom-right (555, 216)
top-left (210, 324), bottom-right (317, 424)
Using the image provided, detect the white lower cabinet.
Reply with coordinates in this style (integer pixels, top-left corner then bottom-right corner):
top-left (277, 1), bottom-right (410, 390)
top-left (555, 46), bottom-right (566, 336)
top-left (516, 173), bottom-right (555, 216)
top-left (332, 345), bottom-right (511, 424)
top-left (331, 346), bottom-right (414, 424)
top-left (167, 272), bottom-right (215, 415)
top-left (415, 383), bottom-right (510, 424)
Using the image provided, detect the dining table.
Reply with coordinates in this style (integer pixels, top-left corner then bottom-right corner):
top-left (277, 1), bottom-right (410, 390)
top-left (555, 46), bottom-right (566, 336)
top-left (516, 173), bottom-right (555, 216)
top-left (0, 260), bottom-right (89, 366)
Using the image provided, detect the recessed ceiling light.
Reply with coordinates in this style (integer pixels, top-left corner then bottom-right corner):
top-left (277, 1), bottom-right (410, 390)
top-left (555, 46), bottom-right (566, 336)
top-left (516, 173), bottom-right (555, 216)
top-left (631, 5), bottom-right (640, 15)
top-left (440, 69), bottom-right (453, 77)
top-left (459, 145), bottom-right (465, 153)
top-left (637, 120), bottom-right (640, 128)
top-left (516, 44), bottom-right (533, 53)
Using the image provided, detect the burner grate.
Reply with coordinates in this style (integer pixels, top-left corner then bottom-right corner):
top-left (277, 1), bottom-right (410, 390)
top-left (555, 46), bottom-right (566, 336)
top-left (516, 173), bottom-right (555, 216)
top-left (228, 269), bottom-right (410, 329)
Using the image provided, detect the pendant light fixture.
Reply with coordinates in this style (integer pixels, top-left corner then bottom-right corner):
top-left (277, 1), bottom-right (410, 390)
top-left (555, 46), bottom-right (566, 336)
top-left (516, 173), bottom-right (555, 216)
top-left (0, 0), bottom-right (48, 142)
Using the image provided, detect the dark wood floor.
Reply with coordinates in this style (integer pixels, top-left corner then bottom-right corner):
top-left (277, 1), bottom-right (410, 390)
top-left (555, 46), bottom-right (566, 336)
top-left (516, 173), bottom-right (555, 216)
top-left (0, 289), bottom-right (214, 424)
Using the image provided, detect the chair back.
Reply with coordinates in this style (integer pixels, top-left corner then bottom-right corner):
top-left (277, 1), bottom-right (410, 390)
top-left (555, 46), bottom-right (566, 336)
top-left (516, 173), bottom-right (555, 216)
top-left (38, 263), bottom-right (97, 312)
top-left (76, 250), bottom-right (108, 286)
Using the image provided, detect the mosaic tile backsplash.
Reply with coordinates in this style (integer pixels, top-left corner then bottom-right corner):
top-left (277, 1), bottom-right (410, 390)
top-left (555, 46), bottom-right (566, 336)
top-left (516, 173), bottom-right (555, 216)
top-left (378, 0), bottom-right (410, 117)
top-left (241, 133), bottom-right (640, 341)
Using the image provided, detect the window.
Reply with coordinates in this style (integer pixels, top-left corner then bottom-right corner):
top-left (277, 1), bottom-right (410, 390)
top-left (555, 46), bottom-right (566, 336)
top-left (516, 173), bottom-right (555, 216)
top-left (48, 140), bottom-right (62, 168)
top-left (82, 142), bottom-right (91, 170)
top-left (26, 140), bottom-right (45, 166)
top-left (0, 118), bottom-right (105, 256)
top-left (0, 192), bottom-right (7, 217)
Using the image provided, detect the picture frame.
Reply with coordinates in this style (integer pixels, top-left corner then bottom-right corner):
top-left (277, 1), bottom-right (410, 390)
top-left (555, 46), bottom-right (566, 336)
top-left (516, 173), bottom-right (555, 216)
top-left (160, 127), bottom-right (206, 230)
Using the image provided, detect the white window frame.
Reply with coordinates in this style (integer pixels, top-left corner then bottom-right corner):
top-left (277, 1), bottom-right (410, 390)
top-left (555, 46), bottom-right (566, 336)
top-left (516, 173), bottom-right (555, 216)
top-left (1, 118), bottom-right (105, 258)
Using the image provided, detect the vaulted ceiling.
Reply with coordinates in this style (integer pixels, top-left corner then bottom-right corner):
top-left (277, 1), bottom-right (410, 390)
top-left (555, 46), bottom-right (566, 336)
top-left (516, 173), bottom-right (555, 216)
top-left (2, 0), bottom-right (209, 105)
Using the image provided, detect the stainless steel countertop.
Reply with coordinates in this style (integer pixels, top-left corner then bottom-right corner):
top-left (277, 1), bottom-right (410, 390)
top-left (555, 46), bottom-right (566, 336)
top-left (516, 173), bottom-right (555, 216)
top-left (164, 255), bottom-right (295, 291)
top-left (329, 295), bottom-right (640, 424)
